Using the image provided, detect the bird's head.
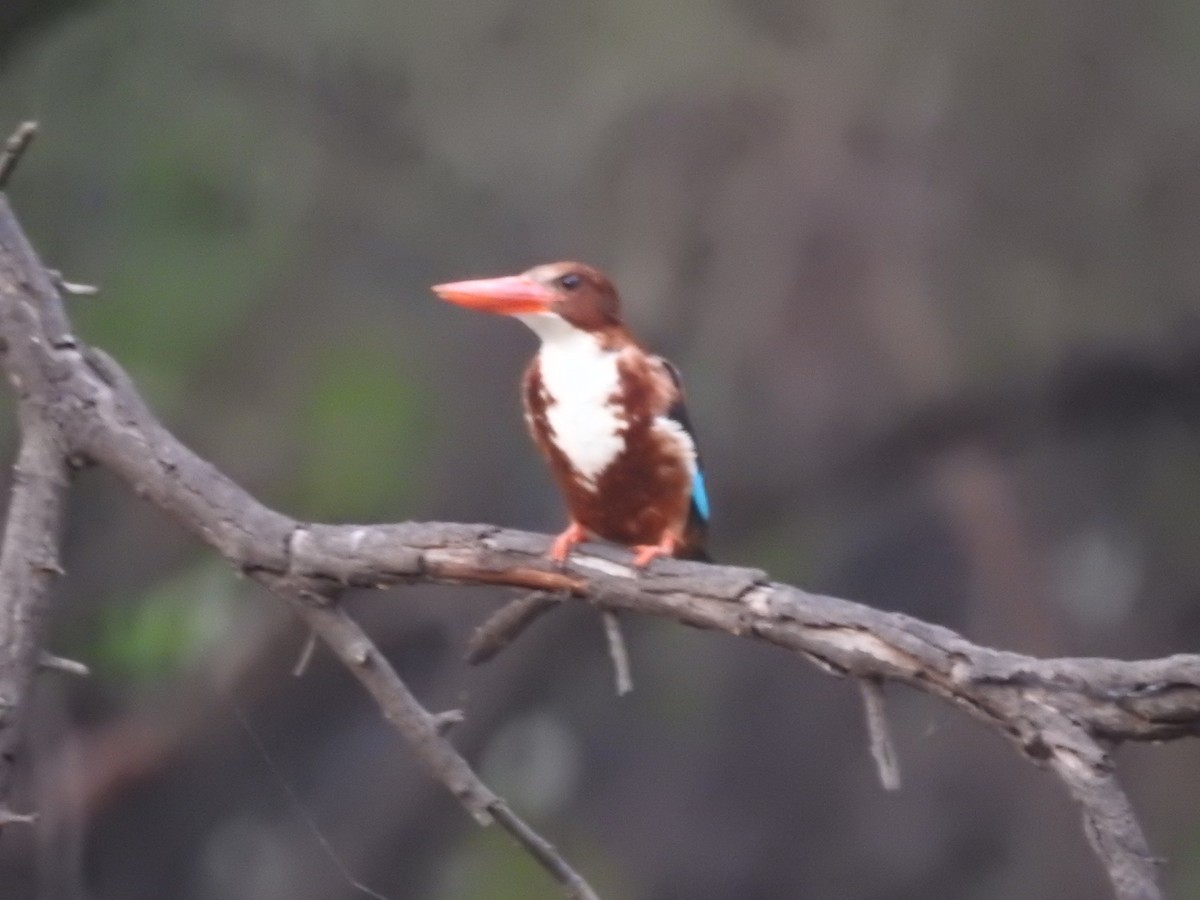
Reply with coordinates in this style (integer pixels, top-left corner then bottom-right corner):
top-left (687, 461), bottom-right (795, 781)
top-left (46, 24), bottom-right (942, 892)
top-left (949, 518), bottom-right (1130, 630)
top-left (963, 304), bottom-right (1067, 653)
top-left (433, 262), bottom-right (621, 336)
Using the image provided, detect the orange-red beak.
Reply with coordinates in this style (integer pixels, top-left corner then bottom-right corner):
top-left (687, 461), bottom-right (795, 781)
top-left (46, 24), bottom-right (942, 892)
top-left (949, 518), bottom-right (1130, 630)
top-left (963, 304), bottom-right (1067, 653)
top-left (431, 274), bottom-right (555, 315)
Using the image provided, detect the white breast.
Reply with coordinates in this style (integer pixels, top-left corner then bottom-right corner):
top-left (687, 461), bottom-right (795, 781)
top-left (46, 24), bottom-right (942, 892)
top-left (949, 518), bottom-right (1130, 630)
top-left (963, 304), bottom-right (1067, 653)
top-left (521, 313), bottom-right (626, 488)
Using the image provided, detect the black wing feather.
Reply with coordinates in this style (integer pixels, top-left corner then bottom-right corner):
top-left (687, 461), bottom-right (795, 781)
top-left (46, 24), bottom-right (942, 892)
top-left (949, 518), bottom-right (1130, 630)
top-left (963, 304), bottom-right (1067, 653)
top-left (659, 357), bottom-right (711, 561)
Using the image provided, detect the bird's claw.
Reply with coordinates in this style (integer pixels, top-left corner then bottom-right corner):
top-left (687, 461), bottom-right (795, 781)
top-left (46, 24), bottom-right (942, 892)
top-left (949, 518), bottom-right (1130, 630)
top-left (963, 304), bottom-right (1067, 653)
top-left (549, 522), bottom-right (587, 568)
top-left (631, 534), bottom-right (679, 571)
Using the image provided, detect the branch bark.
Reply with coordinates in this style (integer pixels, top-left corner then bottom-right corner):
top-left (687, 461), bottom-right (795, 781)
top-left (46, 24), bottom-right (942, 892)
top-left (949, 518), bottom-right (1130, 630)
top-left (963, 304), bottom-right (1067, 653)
top-left (0, 146), bottom-right (1190, 898)
top-left (0, 418), bottom-right (67, 812)
top-left (0, 172), bottom-right (71, 812)
top-left (0, 183), bottom-right (603, 895)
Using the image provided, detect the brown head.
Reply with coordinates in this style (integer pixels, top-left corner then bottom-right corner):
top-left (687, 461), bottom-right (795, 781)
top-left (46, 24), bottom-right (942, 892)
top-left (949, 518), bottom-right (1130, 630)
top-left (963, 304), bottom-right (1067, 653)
top-left (432, 261), bottom-right (623, 335)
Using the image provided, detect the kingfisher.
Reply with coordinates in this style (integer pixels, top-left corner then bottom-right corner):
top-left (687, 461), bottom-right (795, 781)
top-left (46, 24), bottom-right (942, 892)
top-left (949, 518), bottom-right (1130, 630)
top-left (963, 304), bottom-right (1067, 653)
top-left (433, 262), bottom-right (710, 567)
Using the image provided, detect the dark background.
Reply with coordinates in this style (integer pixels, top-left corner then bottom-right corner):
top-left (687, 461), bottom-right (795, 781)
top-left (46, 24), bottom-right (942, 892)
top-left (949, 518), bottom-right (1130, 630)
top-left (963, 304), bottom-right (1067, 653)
top-left (2, 2), bottom-right (1200, 898)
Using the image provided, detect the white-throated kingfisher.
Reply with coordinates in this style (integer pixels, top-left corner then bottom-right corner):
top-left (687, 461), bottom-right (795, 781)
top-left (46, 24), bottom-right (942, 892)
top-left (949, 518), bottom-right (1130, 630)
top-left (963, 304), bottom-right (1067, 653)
top-left (433, 262), bottom-right (710, 567)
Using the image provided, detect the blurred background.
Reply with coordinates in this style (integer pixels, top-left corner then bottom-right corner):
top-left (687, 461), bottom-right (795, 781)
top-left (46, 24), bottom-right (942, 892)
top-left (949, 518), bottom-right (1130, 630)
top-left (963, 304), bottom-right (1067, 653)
top-left (2, 1), bottom-right (1200, 898)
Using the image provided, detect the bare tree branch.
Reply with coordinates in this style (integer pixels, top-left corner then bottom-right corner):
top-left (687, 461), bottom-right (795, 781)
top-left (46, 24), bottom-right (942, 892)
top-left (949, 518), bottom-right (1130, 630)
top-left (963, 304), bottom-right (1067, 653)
top-left (0, 164), bottom-right (71, 818)
top-left (0, 147), bottom-right (1192, 899)
top-left (0, 121), bottom-right (36, 190)
top-left (291, 629), bottom-right (319, 677)
top-left (0, 419), bottom-right (68, 816)
top-left (264, 579), bottom-right (600, 900)
top-left (601, 611), bottom-right (633, 696)
top-left (465, 591), bottom-right (562, 664)
top-left (1047, 729), bottom-right (1160, 900)
top-left (0, 180), bottom-right (603, 897)
top-left (858, 679), bottom-right (900, 791)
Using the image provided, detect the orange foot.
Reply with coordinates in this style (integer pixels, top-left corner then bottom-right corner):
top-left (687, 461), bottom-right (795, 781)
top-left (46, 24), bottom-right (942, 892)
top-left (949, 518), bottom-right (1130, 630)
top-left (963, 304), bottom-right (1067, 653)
top-left (631, 532), bottom-right (680, 569)
top-left (550, 521), bottom-right (588, 565)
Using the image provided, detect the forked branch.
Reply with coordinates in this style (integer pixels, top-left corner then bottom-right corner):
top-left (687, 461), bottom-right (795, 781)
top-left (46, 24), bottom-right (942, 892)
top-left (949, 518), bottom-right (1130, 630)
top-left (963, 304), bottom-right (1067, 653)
top-left (0, 129), bottom-right (1192, 899)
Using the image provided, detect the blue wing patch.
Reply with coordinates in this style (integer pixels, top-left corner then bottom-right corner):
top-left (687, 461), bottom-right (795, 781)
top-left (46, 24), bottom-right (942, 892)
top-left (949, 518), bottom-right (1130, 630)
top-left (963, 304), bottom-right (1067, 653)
top-left (691, 468), bottom-right (710, 522)
top-left (659, 356), bottom-right (710, 531)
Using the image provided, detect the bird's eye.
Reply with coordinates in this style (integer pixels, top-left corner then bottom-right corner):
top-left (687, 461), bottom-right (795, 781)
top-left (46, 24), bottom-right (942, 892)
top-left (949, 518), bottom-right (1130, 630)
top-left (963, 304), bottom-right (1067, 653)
top-left (558, 273), bottom-right (582, 291)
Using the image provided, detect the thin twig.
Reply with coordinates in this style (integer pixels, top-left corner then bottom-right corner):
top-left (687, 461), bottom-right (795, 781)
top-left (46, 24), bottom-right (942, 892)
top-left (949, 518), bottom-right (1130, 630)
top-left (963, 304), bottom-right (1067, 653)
top-left (0, 122), bottom-right (37, 191)
top-left (1045, 727), bottom-right (1160, 900)
top-left (272, 585), bottom-right (499, 820)
top-left (269, 582), bottom-right (604, 899)
top-left (292, 630), bottom-right (318, 677)
top-left (466, 591), bottom-right (562, 664)
top-left (490, 801), bottom-right (602, 900)
top-left (602, 611), bottom-right (633, 696)
top-left (858, 679), bottom-right (900, 791)
top-left (0, 806), bottom-right (37, 826)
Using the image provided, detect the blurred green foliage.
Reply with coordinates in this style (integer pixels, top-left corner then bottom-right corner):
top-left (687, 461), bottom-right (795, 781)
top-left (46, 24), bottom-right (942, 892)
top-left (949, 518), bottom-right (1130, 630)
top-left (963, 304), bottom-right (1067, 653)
top-left (296, 342), bottom-right (428, 520)
top-left (93, 557), bottom-right (242, 684)
top-left (438, 827), bottom-right (625, 900)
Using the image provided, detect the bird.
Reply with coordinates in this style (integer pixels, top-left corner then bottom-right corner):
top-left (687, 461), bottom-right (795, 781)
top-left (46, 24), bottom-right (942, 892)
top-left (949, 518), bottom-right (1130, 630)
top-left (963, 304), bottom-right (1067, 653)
top-left (432, 261), bottom-right (710, 567)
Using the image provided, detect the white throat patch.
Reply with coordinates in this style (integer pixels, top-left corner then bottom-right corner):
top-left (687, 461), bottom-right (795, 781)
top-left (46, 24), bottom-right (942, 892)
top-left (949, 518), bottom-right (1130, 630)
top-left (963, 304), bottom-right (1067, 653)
top-left (519, 313), bottom-right (624, 488)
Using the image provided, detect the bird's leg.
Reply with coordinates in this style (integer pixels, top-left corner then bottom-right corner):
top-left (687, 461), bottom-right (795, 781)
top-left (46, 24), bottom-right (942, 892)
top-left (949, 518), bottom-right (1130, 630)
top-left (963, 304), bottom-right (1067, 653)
top-left (631, 532), bottom-right (679, 569)
top-left (549, 521), bottom-right (587, 565)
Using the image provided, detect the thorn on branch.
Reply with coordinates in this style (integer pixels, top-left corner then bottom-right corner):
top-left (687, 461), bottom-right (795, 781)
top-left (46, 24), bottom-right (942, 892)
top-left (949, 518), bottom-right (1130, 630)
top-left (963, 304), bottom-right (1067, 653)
top-left (0, 806), bottom-right (37, 827)
top-left (430, 709), bottom-right (465, 734)
top-left (465, 591), bottom-right (562, 664)
top-left (0, 121), bottom-right (37, 191)
top-left (350, 642), bottom-right (371, 666)
top-left (46, 268), bottom-right (99, 298)
top-left (65, 453), bottom-right (93, 471)
top-left (38, 652), bottom-right (90, 677)
top-left (292, 630), bottom-right (318, 677)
